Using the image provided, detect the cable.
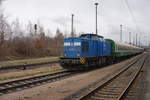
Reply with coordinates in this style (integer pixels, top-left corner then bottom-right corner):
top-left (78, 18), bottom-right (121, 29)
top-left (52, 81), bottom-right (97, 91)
top-left (123, 0), bottom-right (142, 35)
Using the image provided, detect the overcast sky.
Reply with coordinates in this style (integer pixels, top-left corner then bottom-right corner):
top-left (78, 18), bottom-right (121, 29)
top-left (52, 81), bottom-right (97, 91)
top-left (2, 0), bottom-right (150, 45)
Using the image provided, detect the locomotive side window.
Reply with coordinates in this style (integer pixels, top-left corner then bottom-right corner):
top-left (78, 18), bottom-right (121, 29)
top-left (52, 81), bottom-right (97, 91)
top-left (98, 36), bottom-right (103, 41)
top-left (82, 41), bottom-right (89, 53)
top-left (64, 42), bottom-right (70, 46)
top-left (91, 35), bottom-right (98, 40)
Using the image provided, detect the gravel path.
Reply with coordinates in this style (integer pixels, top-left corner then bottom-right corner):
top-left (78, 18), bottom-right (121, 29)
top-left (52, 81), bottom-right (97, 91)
top-left (143, 53), bottom-right (150, 100)
top-left (0, 55), bottom-right (140, 100)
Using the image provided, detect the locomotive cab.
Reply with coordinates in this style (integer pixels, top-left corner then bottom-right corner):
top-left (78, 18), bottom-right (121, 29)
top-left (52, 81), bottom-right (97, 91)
top-left (60, 33), bottom-right (105, 68)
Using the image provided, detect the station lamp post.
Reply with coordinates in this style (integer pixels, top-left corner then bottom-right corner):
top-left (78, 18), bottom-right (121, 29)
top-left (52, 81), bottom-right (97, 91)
top-left (71, 14), bottom-right (74, 37)
top-left (95, 2), bottom-right (99, 35)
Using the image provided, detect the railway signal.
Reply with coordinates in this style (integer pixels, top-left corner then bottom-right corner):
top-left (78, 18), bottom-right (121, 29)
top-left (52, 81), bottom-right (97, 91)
top-left (34, 24), bottom-right (37, 34)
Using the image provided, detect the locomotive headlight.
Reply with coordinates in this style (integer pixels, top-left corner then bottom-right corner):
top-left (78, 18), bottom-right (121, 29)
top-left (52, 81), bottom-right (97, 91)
top-left (64, 53), bottom-right (67, 56)
top-left (77, 52), bottom-right (80, 56)
top-left (64, 52), bottom-right (67, 56)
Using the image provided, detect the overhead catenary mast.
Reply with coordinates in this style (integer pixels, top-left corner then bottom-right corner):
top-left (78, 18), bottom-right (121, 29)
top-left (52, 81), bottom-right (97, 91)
top-left (136, 33), bottom-right (138, 46)
top-left (129, 32), bottom-right (131, 44)
top-left (120, 24), bottom-right (123, 42)
top-left (139, 36), bottom-right (140, 47)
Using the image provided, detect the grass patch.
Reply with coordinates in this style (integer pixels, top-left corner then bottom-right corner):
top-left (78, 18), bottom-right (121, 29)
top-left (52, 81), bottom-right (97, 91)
top-left (0, 57), bottom-right (59, 68)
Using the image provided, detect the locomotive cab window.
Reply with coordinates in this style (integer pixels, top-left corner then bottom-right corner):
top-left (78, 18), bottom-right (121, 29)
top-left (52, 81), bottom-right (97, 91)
top-left (91, 35), bottom-right (98, 40)
top-left (82, 41), bottom-right (89, 53)
top-left (98, 36), bottom-right (103, 41)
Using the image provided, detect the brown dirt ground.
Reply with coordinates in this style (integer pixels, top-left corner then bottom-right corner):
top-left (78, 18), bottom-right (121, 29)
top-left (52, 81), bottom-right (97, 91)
top-left (0, 55), bottom-right (141, 100)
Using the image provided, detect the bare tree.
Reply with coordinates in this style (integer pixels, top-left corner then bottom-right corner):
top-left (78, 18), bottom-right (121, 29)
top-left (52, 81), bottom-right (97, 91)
top-left (26, 21), bottom-right (34, 37)
top-left (0, 14), bottom-right (10, 45)
top-left (54, 28), bottom-right (64, 56)
top-left (11, 19), bottom-right (24, 38)
top-left (0, 0), bottom-right (2, 5)
top-left (0, 6), bottom-right (66, 59)
top-left (0, 0), bottom-right (4, 12)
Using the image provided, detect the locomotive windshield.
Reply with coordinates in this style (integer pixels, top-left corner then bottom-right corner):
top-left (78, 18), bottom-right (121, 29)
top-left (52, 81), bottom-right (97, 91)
top-left (80, 34), bottom-right (91, 39)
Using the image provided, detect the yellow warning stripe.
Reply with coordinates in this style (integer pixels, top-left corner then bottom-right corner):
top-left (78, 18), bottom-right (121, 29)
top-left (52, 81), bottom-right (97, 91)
top-left (80, 58), bottom-right (85, 64)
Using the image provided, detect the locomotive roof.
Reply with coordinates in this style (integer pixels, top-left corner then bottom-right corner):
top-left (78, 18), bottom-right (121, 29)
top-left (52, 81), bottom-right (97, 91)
top-left (80, 33), bottom-right (104, 38)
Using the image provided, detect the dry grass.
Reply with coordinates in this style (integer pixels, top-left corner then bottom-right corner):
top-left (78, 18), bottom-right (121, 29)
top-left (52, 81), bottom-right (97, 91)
top-left (0, 57), bottom-right (59, 68)
top-left (0, 64), bottom-right (63, 82)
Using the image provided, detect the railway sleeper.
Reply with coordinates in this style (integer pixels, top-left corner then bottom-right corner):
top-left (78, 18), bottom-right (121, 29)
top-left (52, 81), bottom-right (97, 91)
top-left (97, 90), bottom-right (121, 94)
top-left (90, 95), bottom-right (117, 99)
top-left (94, 92), bottom-right (120, 96)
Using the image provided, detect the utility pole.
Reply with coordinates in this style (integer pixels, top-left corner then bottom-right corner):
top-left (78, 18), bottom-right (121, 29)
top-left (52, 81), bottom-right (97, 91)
top-left (71, 14), bottom-right (74, 37)
top-left (129, 32), bottom-right (131, 44)
top-left (120, 24), bottom-right (123, 42)
top-left (133, 37), bottom-right (135, 45)
top-left (95, 2), bottom-right (99, 35)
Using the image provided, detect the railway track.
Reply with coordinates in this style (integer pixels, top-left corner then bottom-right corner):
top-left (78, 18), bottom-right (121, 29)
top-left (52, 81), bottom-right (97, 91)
top-left (63, 54), bottom-right (146, 100)
top-left (77, 55), bottom-right (146, 100)
top-left (0, 54), bottom-right (144, 97)
top-left (0, 69), bottom-right (77, 95)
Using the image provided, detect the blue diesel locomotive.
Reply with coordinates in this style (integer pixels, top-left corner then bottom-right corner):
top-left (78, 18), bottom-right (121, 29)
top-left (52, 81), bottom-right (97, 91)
top-left (60, 33), bottom-right (112, 69)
